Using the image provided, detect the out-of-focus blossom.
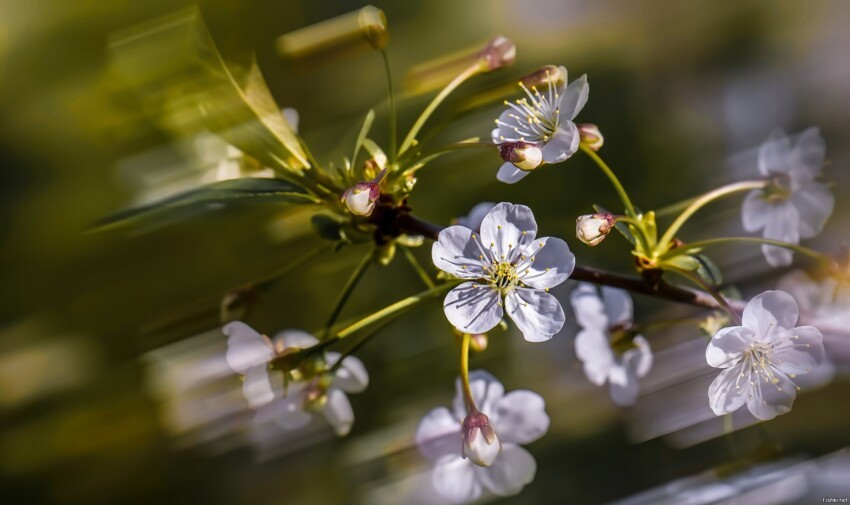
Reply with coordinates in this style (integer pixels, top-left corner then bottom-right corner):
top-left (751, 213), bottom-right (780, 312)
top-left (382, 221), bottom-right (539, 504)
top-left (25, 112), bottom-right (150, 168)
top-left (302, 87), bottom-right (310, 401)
top-left (453, 202), bottom-right (496, 232)
top-left (477, 36), bottom-right (516, 72)
top-left (779, 270), bottom-right (850, 362)
top-left (416, 370), bottom-right (549, 504)
top-left (576, 212), bottom-right (616, 246)
top-left (432, 202), bottom-right (575, 342)
top-left (492, 67), bottom-right (588, 183)
top-left (223, 322), bottom-right (368, 436)
top-left (570, 283), bottom-right (653, 406)
top-left (705, 290), bottom-right (824, 420)
top-left (742, 128), bottom-right (834, 267)
top-left (577, 123), bottom-right (604, 151)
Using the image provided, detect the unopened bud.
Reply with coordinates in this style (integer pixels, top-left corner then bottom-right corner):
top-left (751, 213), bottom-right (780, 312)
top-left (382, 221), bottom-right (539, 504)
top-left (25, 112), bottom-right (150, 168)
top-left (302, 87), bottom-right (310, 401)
top-left (461, 411), bottom-right (501, 467)
top-left (521, 65), bottom-right (567, 89)
top-left (499, 141), bottom-right (543, 171)
top-left (478, 36), bottom-right (516, 72)
top-left (469, 333), bottom-right (488, 352)
top-left (576, 213), bottom-right (616, 246)
top-left (578, 123), bottom-right (604, 151)
top-left (358, 6), bottom-right (389, 50)
top-left (341, 181), bottom-right (380, 216)
top-left (276, 5), bottom-right (388, 60)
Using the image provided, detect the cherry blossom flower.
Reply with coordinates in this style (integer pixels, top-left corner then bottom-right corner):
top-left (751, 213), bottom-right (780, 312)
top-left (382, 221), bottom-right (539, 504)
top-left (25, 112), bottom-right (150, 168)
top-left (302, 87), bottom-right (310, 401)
top-left (742, 128), bottom-right (834, 267)
top-left (492, 66), bottom-right (588, 183)
top-left (570, 283), bottom-right (653, 406)
top-left (705, 290), bottom-right (825, 420)
top-left (453, 202), bottom-right (496, 232)
top-left (432, 202), bottom-right (575, 342)
top-left (779, 270), bottom-right (850, 363)
top-left (416, 370), bottom-right (549, 504)
top-left (223, 321), bottom-right (368, 436)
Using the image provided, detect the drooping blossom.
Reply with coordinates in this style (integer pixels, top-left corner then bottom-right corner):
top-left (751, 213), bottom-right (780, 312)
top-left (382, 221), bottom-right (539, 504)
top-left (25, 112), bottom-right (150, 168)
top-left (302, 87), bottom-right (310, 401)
top-left (570, 283), bottom-right (653, 406)
top-left (432, 202), bottom-right (575, 342)
top-left (742, 128), bottom-right (834, 267)
top-left (492, 66), bottom-right (588, 183)
top-left (223, 321), bottom-right (368, 436)
top-left (706, 290), bottom-right (825, 420)
top-left (416, 370), bottom-right (549, 504)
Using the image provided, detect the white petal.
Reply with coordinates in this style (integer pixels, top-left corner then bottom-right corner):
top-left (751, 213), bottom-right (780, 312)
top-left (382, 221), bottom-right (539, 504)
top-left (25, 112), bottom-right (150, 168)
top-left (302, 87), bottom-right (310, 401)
top-left (223, 321), bottom-right (273, 373)
top-left (741, 190), bottom-right (772, 232)
top-left (323, 388), bottom-right (354, 436)
top-left (758, 129), bottom-right (792, 177)
top-left (519, 237), bottom-right (575, 289)
top-left (708, 366), bottom-right (748, 416)
top-left (762, 244), bottom-right (793, 268)
top-left (626, 335), bottom-right (653, 378)
top-left (574, 329), bottom-right (614, 385)
top-left (760, 204), bottom-right (800, 267)
top-left (443, 282), bottom-right (504, 335)
top-left (328, 353), bottom-right (369, 393)
top-left (282, 107), bottom-right (299, 133)
top-left (480, 202), bottom-right (538, 263)
top-left (541, 122), bottom-right (579, 164)
top-left (416, 407), bottom-right (461, 461)
top-left (601, 286), bottom-right (633, 328)
top-left (271, 329), bottom-right (319, 353)
top-left (742, 290), bottom-right (800, 334)
top-left (432, 454), bottom-right (482, 504)
top-left (772, 325), bottom-right (824, 375)
top-left (746, 369), bottom-right (796, 420)
top-left (463, 426), bottom-right (501, 467)
top-left (456, 202), bottom-right (497, 232)
top-left (607, 362), bottom-right (639, 406)
top-left (255, 391), bottom-right (312, 430)
top-left (791, 180), bottom-right (834, 238)
top-left (496, 161), bottom-right (531, 184)
top-left (432, 226), bottom-right (488, 279)
top-left (706, 326), bottom-right (755, 368)
top-left (560, 74), bottom-right (589, 120)
top-left (476, 445), bottom-right (537, 497)
top-left (569, 282), bottom-right (609, 330)
top-left (242, 365), bottom-right (276, 409)
top-left (489, 391), bottom-right (549, 445)
top-left (505, 288), bottom-right (565, 342)
top-left (453, 370), bottom-right (505, 421)
top-left (789, 127), bottom-right (825, 181)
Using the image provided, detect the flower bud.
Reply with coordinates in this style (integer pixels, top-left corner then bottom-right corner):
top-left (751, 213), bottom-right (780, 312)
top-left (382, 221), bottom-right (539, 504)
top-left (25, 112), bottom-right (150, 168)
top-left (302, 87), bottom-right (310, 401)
top-left (478, 36), bottom-right (516, 72)
top-left (576, 213), bottom-right (616, 246)
top-left (276, 5), bottom-right (388, 59)
top-left (461, 411), bottom-right (501, 467)
top-left (578, 123), bottom-right (604, 151)
top-left (469, 333), bottom-right (488, 353)
top-left (341, 182), bottom-right (380, 216)
top-left (520, 65), bottom-right (566, 89)
top-left (499, 141), bottom-right (543, 171)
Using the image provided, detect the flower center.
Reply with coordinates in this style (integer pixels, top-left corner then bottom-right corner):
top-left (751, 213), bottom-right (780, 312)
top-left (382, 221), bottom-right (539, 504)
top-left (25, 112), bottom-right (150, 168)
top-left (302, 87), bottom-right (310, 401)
top-left (489, 261), bottom-right (519, 290)
top-left (764, 175), bottom-right (792, 202)
top-left (496, 71), bottom-right (561, 144)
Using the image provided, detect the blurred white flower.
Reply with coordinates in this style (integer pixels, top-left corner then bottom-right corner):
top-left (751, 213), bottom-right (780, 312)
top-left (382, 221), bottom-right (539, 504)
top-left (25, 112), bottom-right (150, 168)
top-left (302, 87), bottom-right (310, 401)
top-left (223, 322), bottom-right (368, 436)
top-left (416, 370), bottom-right (549, 504)
top-left (492, 66), bottom-right (588, 183)
top-left (432, 202), bottom-right (575, 342)
top-left (453, 202), bottom-right (496, 232)
top-left (742, 128), bottom-right (834, 267)
top-left (570, 283), bottom-right (653, 406)
top-left (705, 290), bottom-right (825, 420)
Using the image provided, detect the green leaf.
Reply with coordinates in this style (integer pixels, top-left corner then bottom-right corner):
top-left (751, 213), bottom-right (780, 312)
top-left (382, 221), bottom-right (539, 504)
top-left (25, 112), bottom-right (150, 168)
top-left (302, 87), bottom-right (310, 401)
top-left (352, 110), bottom-right (375, 168)
top-left (311, 213), bottom-right (346, 242)
top-left (664, 254), bottom-right (701, 271)
top-left (694, 253), bottom-right (724, 285)
top-left (94, 178), bottom-right (317, 230)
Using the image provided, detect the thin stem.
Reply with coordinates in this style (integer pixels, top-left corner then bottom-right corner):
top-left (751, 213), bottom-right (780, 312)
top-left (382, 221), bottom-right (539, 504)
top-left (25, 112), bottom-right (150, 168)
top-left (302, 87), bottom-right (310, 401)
top-left (663, 236), bottom-right (829, 264)
top-left (402, 247), bottom-right (436, 289)
top-left (258, 244), bottom-right (331, 291)
top-left (398, 62), bottom-right (482, 157)
top-left (460, 331), bottom-right (476, 412)
top-left (667, 266), bottom-right (741, 324)
top-left (580, 144), bottom-right (637, 217)
top-left (322, 248), bottom-right (375, 339)
top-left (655, 196), bottom-right (698, 218)
top-left (657, 180), bottom-right (768, 250)
top-left (381, 50), bottom-right (397, 164)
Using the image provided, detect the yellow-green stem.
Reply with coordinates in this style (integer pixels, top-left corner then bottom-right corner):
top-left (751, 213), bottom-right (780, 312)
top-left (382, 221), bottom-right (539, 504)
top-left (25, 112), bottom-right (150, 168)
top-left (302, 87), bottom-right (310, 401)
top-left (381, 50), bottom-right (397, 164)
top-left (460, 331), bottom-right (476, 412)
top-left (322, 248), bottom-right (375, 339)
top-left (580, 144), bottom-right (637, 217)
top-left (667, 266), bottom-right (741, 324)
top-left (663, 236), bottom-right (829, 264)
top-left (402, 247), bottom-right (436, 289)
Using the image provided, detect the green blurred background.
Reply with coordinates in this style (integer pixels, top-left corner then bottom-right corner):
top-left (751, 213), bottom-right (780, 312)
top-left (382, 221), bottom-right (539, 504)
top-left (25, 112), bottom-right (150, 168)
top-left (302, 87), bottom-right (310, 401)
top-left (1, 0), bottom-right (849, 503)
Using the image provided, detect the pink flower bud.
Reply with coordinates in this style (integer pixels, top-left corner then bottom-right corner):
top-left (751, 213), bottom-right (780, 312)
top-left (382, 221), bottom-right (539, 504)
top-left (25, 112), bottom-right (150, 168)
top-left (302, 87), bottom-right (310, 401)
top-left (461, 411), bottom-right (501, 467)
top-left (478, 36), bottom-right (516, 72)
top-left (499, 141), bottom-right (543, 171)
top-left (576, 213), bottom-right (616, 246)
top-left (578, 123), bottom-right (604, 151)
top-left (341, 181), bottom-right (380, 216)
top-left (520, 65), bottom-right (566, 89)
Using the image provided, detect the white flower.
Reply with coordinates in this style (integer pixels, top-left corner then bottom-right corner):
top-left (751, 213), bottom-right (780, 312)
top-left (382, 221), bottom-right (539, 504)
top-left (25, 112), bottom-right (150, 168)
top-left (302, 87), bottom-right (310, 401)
top-left (576, 213), bottom-right (615, 246)
top-left (570, 283), bottom-right (653, 406)
top-left (432, 202), bottom-right (575, 342)
top-left (223, 321), bottom-right (368, 436)
top-left (742, 128), bottom-right (834, 267)
top-left (705, 290), bottom-right (825, 420)
top-left (341, 181), bottom-right (380, 216)
top-left (491, 66), bottom-right (588, 183)
top-left (453, 202), bottom-right (496, 232)
top-left (416, 370), bottom-right (549, 504)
